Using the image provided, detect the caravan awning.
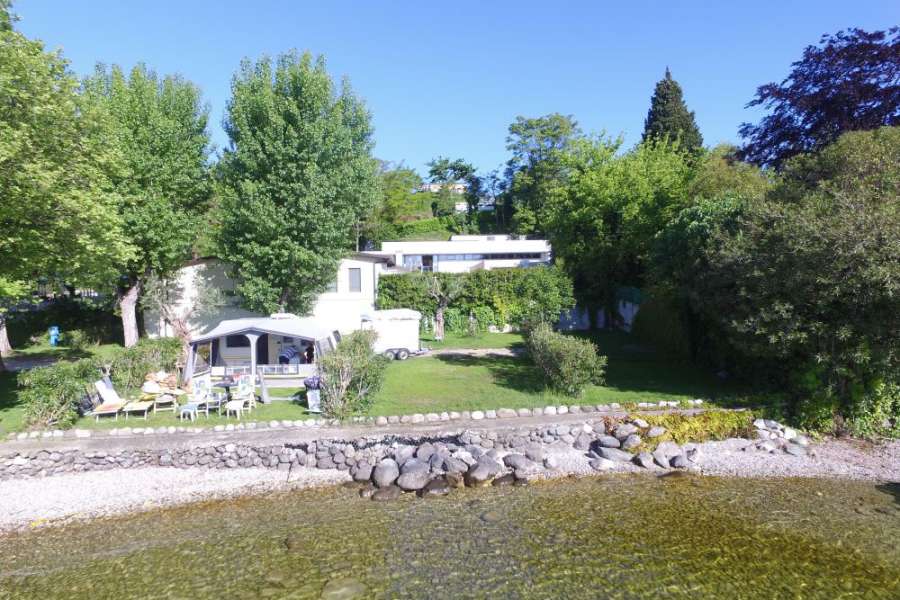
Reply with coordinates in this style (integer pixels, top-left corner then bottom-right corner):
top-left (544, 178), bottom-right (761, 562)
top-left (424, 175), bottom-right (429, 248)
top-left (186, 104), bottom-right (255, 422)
top-left (190, 315), bottom-right (334, 345)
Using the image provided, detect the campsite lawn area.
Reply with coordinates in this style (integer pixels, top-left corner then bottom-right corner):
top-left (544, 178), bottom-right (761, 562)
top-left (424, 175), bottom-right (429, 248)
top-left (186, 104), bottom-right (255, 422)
top-left (420, 331), bottom-right (525, 350)
top-left (369, 330), bottom-right (748, 416)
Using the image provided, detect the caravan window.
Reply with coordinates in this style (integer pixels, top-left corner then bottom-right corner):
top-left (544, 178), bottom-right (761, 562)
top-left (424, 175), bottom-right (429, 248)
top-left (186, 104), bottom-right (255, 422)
top-left (225, 335), bottom-right (250, 348)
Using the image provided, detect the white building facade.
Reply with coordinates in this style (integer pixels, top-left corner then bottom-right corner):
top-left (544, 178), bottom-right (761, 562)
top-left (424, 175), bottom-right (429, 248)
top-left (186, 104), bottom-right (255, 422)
top-left (367, 235), bottom-right (552, 274)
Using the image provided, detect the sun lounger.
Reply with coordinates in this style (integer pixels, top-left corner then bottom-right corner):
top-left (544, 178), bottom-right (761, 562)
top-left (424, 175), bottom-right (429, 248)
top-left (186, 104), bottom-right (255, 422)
top-left (92, 381), bottom-right (124, 420)
top-left (122, 400), bottom-right (154, 420)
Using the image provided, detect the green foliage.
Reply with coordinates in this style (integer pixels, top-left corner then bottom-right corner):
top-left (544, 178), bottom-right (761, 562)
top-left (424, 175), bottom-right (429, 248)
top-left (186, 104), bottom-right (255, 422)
top-left (377, 266), bottom-right (575, 329)
top-left (7, 297), bottom-right (122, 347)
top-left (18, 359), bottom-right (99, 428)
top-left (318, 330), bottom-right (388, 419)
top-left (546, 136), bottom-right (693, 315)
top-left (526, 323), bottom-right (607, 397)
top-left (17, 338), bottom-right (181, 428)
top-left (640, 410), bottom-right (755, 446)
top-left (688, 145), bottom-right (770, 201)
top-left (0, 26), bottom-right (133, 288)
top-left (630, 295), bottom-right (692, 360)
top-left (642, 68), bottom-right (703, 153)
top-left (218, 51), bottom-right (378, 315)
top-left (847, 381), bottom-right (900, 439)
top-left (505, 113), bottom-right (581, 235)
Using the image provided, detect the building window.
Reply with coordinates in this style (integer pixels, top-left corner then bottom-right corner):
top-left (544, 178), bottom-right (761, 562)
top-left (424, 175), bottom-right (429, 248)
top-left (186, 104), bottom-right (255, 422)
top-left (226, 335), bottom-right (250, 348)
top-left (349, 268), bottom-right (362, 292)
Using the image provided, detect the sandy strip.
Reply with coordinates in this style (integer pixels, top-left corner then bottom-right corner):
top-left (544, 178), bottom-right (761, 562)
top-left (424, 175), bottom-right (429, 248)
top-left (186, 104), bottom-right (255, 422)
top-left (1, 438), bottom-right (896, 534)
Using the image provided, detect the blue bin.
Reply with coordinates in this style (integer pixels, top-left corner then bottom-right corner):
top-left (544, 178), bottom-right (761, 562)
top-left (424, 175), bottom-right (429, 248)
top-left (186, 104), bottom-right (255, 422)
top-left (48, 326), bottom-right (60, 347)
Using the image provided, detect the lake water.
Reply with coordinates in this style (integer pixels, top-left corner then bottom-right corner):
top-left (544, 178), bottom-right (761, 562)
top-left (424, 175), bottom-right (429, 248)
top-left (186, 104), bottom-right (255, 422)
top-left (1, 474), bottom-right (898, 599)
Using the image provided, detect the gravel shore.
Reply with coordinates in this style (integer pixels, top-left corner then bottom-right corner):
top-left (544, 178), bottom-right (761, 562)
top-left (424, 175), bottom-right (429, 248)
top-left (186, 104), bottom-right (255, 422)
top-left (1, 437), bottom-right (896, 534)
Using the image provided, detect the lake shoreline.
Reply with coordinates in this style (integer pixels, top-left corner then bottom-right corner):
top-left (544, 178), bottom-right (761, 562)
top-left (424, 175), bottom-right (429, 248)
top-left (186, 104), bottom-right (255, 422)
top-left (2, 436), bottom-right (897, 535)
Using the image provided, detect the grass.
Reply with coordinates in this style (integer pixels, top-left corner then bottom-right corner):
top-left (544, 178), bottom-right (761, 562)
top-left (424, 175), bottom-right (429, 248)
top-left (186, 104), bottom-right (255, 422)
top-left (0, 342), bottom-right (123, 435)
top-left (420, 331), bottom-right (525, 350)
top-left (369, 330), bottom-right (749, 416)
top-left (1, 328), bottom-right (756, 432)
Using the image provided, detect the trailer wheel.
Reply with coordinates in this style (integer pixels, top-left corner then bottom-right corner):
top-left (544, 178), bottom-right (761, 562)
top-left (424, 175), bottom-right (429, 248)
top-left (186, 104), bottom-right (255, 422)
top-left (396, 348), bottom-right (410, 360)
top-left (382, 350), bottom-right (397, 360)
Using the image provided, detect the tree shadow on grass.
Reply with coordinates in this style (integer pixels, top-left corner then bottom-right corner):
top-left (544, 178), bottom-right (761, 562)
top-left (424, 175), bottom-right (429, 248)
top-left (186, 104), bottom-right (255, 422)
top-left (433, 353), bottom-right (546, 395)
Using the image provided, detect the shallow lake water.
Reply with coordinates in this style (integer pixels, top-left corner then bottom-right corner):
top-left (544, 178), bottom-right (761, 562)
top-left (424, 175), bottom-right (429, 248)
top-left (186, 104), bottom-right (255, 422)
top-left (1, 474), bottom-right (898, 599)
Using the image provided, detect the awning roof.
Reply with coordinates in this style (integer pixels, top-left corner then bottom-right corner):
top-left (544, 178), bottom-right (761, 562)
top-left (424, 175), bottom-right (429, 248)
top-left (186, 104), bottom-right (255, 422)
top-left (191, 316), bottom-right (334, 344)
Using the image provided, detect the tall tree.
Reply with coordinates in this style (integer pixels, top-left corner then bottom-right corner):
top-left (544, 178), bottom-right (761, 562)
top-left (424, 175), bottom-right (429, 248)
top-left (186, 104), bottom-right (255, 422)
top-left (739, 28), bottom-right (900, 169)
top-left (81, 64), bottom-right (212, 346)
top-left (218, 51), bottom-right (378, 315)
top-left (0, 8), bottom-right (132, 367)
top-left (642, 68), bottom-right (703, 153)
top-left (504, 113), bottom-right (581, 235)
top-left (545, 137), bottom-right (693, 325)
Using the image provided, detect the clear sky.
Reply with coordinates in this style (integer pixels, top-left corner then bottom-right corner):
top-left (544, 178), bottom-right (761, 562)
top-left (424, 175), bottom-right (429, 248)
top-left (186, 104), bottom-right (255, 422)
top-left (15, 0), bottom-right (900, 176)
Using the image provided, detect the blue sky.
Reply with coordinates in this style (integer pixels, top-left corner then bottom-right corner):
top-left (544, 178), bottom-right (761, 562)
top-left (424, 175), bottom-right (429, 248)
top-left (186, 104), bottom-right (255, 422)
top-left (15, 1), bottom-right (899, 176)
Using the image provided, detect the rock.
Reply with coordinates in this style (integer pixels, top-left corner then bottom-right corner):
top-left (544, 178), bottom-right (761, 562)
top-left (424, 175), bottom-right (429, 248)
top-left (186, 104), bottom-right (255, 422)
top-left (589, 458), bottom-right (616, 471)
top-left (464, 457), bottom-right (501, 487)
top-left (415, 444), bottom-right (435, 461)
top-left (793, 435), bottom-right (810, 447)
top-left (785, 443), bottom-right (808, 457)
top-left (480, 510), bottom-right (501, 523)
top-left (543, 456), bottom-right (560, 469)
top-left (517, 408), bottom-right (532, 417)
top-left (444, 457), bottom-right (469, 473)
top-left (647, 426), bottom-right (666, 438)
top-left (633, 452), bottom-right (655, 469)
top-left (400, 459), bottom-right (429, 474)
top-left (655, 441), bottom-right (682, 458)
top-left (485, 410), bottom-right (497, 419)
top-left (419, 476), bottom-right (451, 497)
top-left (573, 433), bottom-right (592, 451)
top-left (525, 446), bottom-right (544, 462)
top-left (597, 435), bottom-right (621, 448)
top-left (351, 462), bottom-right (373, 482)
top-left (652, 449), bottom-right (670, 468)
top-left (757, 440), bottom-right (777, 453)
top-left (597, 447), bottom-right (633, 462)
top-left (502, 453), bottom-right (534, 471)
top-left (632, 418), bottom-right (649, 428)
top-left (543, 406), bottom-right (557, 416)
top-left (614, 424), bottom-right (638, 440)
top-left (397, 469), bottom-right (431, 491)
top-left (372, 458), bottom-right (400, 488)
top-left (621, 434), bottom-right (642, 450)
top-left (492, 473), bottom-right (516, 486)
top-left (374, 416), bottom-right (388, 426)
top-left (782, 427), bottom-right (798, 440)
top-left (371, 485), bottom-right (402, 501)
top-left (753, 418), bottom-right (767, 429)
top-left (321, 578), bottom-right (366, 600)
top-left (445, 472), bottom-right (465, 488)
top-left (471, 410), bottom-right (485, 420)
top-left (497, 408), bottom-right (517, 418)
top-left (670, 454), bottom-right (689, 469)
top-left (358, 483), bottom-right (377, 498)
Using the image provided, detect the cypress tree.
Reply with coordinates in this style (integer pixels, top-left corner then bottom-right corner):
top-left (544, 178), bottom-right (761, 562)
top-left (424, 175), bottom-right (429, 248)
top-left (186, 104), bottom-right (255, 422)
top-left (642, 68), bottom-right (703, 153)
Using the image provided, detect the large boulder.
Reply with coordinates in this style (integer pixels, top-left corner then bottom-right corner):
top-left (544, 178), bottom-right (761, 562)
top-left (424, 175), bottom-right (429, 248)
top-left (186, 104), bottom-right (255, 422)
top-left (614, 423), bottom-right (638, 440)
top-left (464, 457), bottom-right (502, 487)
top-left (597, 435), bottom-right (621, 448)
top-left (397, 469), bottom-right (431, 491)
top-left (621, 434), bottom-right (642, 450)
top-left (351, 461), bottom-right (373, 482)
top-left (502, 453), bottom-right (533, 471)
top-left (372, 458), bottom-right (400, 488)
top-left (400, 458), bottom-right (429, 474)
top-left (597, 447), bottom-right (633, 462)
top-left (633, 452), bottom-right (655, 469)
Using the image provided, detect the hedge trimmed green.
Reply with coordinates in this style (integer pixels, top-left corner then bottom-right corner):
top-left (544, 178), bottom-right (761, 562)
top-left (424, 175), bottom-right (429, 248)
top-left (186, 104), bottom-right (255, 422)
top-left (377, 266), bottom-right (574, 331)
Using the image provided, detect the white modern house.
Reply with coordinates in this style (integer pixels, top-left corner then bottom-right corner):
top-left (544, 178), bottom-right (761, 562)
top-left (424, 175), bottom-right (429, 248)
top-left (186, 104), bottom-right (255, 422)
top-left (365, 235), bottom-right (552, 274)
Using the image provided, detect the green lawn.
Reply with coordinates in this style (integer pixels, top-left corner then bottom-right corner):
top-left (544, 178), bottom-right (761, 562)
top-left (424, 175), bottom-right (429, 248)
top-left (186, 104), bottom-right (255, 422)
top-left (1, 330), bottom-right (752, 433)
top-left (369, 331), bottom-right (747, 416)
top-left (420, 331), bottom-right (525, 350)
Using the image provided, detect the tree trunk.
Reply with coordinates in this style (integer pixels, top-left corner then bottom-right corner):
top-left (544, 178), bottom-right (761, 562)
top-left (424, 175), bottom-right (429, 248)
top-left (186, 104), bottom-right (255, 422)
top-left (0, 351), bottom-right (5, 373)
top-left (119, 280), bottom-right (142, 348)
top-left (0, 316), bottom-right (11, 357)
top-left (434, 306), bottom-right (445, 341)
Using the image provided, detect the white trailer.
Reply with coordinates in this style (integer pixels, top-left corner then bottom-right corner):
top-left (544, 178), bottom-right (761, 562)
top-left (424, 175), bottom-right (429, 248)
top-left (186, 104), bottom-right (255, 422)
top-left (361, 309), bottom-right (422, 360)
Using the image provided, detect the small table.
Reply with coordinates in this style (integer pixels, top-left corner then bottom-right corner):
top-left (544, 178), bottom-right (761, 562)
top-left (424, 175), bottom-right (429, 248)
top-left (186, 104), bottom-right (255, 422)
top-left (216, 380), bottom-right (236, 401)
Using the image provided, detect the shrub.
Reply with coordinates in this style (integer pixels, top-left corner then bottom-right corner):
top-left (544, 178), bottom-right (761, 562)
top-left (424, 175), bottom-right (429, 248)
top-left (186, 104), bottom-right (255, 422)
top-left (17, 337), bottom-right (182, 429)
top-left (640, 411), bottom-right (756, 446)
top-left (318, 330), bottom-right (388, 419)
top-left (847, 380), bottom-right (900, 439)
top-left (526, 323), bottom-right (607, 397)
top-left (18, 359), bottom-right (100, 428)
top-left (65, 329), bottom-right (100, 351)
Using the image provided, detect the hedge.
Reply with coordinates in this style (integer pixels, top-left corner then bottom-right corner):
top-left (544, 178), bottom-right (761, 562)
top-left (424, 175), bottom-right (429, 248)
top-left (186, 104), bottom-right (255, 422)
top-left (377, 266), bottom-right (575, 331)
top-left (18, 337), bottom-right (182, 429)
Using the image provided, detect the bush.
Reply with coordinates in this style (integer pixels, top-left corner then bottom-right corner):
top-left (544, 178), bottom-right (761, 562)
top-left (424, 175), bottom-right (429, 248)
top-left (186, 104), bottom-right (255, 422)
top-left (377, 266), bottom-right (575, 330)
top-left (17, 337), bottom-right (183, 429)
top-left (318, 330), bottom-right (388, 419)
top-left (526, 323), bottom-right (607, 397)
top-left (65, 329), bottom-right (100, 351)
top-left (18, 359), bottom-right (100, 428)
top-left (847, 380), bottom-right (900, 439)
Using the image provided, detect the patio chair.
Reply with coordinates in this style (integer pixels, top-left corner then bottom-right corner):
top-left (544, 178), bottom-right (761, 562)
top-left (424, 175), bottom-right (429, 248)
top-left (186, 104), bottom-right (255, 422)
top-left (94, 381), bottom-right (154, 420)
top-left (224, 399), bottom-right (245, 419)
top-left (232, 376), bottom-right (256, 412)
